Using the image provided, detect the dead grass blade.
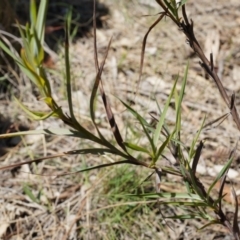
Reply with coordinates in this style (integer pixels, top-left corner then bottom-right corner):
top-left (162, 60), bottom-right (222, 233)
top-left (93, 0), bottom-right (99, 71)
top-left (92, 0), bottom-right (126, 151)
top-left (231, 185), bottom-right (240, 239)
top-left (191, 140), bottom-right (203, 175)
top-left (218, 168), bottom-right (229, 212)
top-left (0, 149), bottom-right (147, 175)
top-left (0, 153), bottom-right (65, 171)
top-left (56, 159), bottom-right (148, 177)
top-left (137, 13), bottom-right (165, 93)
top-left (203, 113), bottom-right (230, 129)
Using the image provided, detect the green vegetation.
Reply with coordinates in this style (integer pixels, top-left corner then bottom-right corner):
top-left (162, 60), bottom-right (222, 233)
top-left (0, 0), bottom-right (239, 239)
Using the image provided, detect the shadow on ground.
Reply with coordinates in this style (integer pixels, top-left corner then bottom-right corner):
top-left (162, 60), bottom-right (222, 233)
top-left (0, 0), bottom-right (110, 96)
top-left (0, 115), bottom-right (29, 158)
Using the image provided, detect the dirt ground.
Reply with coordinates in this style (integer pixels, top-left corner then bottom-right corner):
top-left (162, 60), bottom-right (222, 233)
top-left (1, 0), bottom-right (240, 239)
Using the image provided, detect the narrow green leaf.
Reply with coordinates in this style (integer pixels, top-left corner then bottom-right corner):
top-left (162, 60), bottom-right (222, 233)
top-left (20, 50), bottom-right (45, 90)
top-left (154, 129), bottom-right (176, 164)
top-left (30, 0), bottom-right (37, 29)
top-left (188, 115), bottom-right (206, 162)
top-left (207, 157), bottom-right (234, 200)
top-left (180, 165), bottom-right (192, 193)
top-left (163, 0), bottom-right (175, 15)
top-left (17, 22), bottom-right (35, 68)
top-left (120, 99), bottom-right (155, 153)
top-left (167, 214), bottom-right (203, 220)
top-left (163, 0), bottom-right (179, 20)
top-left (14, 96), bottom-right (55, 120)
top-left (178, 0), bottom-right (189, 8)
top-left (123, 142), bottom-right (150, 154)
top-left (198, 220), bottom-right (221, 231)
top-left (119, 99), bottom-right (149, 126)
top-left (155, 97), bottom-right (171, 136)
top-left (0, 40), bottom-right (22, 64)
top-left (64, 16), bottom-right (77, 124)
top-left (23, 184), bottom-right (39, 204)
top-left (175, 63), bottom-right (188, 140)
top-left (157, 201), bottom-right (208, 207)
top-left (35, 0), bottom-right (48, 45)
top-left (218, 147), bottom-right (237, 210)
top-left (174, 86), bottom-right (180, 137)
top-left (153, 77), bottom-right (177, 148)
top-left (161, 166), bottom-right (181, 176)
top-left (29, 0), bottom-right (47, 57)
top-left (65, 148), bottom-right (121, 155)
top-left (32, 29), bottom-right (45, 65)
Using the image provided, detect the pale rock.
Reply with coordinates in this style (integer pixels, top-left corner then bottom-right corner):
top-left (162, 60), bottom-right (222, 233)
top-left (196, 163), bottom-right (207, 175)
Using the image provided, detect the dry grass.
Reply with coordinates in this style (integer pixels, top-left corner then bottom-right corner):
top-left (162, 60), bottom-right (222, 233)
top-left (1, 0), bottom-right (240, 239)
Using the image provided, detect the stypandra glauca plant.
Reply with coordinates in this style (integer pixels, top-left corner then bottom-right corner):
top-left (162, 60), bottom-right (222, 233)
top-left (0, 0), bottom-right (239, 238)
